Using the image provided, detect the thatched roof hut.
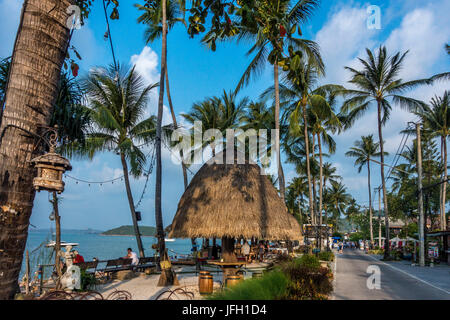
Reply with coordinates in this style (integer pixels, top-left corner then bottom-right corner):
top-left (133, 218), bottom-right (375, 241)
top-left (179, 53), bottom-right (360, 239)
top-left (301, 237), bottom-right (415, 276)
top-left (168, 151), bottom-right (302, 241)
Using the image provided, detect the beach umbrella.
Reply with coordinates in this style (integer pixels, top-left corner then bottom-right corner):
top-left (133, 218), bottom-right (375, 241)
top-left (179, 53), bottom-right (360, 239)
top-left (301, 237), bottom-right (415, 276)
top-left (168, 149), bottom-right (302, 262)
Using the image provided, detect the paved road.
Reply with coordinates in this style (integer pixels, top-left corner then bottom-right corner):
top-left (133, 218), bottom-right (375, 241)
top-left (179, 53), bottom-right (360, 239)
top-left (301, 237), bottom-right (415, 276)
top-left (333, 249), bottom-right (450, 300)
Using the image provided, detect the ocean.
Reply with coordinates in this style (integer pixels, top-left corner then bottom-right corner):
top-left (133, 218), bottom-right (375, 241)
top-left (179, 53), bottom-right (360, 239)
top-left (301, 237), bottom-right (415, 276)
top-left (21, 230), bottom-right (196, 280)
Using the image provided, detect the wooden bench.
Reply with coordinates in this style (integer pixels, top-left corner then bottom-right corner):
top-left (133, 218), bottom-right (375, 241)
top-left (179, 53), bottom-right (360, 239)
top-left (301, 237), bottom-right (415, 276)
top-left (136, 257), bottom-right (156, 271)
top-left (101, 258), bottom-right (133, 274)
top-left (74, 260), bottom-right (99, 274)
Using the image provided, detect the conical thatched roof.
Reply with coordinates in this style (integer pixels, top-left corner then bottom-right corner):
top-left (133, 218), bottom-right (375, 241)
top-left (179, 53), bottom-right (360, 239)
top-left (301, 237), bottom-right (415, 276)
top-left (169, 151), bottom-right (302, 241)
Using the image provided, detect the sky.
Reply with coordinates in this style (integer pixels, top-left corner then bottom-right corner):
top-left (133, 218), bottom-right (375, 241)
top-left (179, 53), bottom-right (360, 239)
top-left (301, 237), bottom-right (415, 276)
top-left (0, 0), bottom-right (448, 231)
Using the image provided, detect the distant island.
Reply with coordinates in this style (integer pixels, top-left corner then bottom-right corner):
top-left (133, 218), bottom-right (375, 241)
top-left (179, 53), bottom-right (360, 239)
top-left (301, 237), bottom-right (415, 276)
top-left (101, 225), bottom-right (157, 237)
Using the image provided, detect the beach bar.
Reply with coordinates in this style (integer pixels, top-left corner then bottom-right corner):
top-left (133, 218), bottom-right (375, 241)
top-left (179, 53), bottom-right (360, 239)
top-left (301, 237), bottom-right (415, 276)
top-left (168, 150), bottom-right (302, 284)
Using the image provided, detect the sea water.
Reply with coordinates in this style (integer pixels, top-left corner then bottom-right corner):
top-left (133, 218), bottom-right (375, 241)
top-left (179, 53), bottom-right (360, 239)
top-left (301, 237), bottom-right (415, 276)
top-left (20, 230), bottom-right (196, 279)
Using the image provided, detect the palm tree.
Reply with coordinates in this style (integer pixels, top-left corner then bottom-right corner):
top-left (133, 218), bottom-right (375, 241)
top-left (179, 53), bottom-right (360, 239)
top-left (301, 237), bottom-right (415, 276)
top-left (340, 46), bottom-right (432, 259)
top-left (326, 181), bottom-right (352, 232)
top-left (0, 1), bottom-right (73, 299)
top-left (265, 56), bottom-right (339, 226)
top-left (182, 91), bottom-right (246, 158)
top-left (0, 56), bottom-right (10, 110)
top-left (230, 0), bottom-right (323, 201)
top-left (136, 0), bottom-right (188, 189)
top-left (287, 176), bottom-right (309, 227)
top-left (308, 88), bottom-right (342, 225)
top-left (413, 91), bottom-right (449, 231)
top-left (82, 64), bottom-right (160, 258)
top-left (345, 135), bottom-right (387, 244)
top-left (322, 162), bottom-right (340, 189)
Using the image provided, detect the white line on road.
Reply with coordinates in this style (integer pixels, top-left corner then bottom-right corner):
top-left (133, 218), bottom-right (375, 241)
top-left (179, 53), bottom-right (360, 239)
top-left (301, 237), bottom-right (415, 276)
top-left (365, 254), bottom-right (450, 295)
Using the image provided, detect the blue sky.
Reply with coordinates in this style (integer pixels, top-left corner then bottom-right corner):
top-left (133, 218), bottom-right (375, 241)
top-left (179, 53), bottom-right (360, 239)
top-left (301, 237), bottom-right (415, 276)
top-left (0, 0), bottom-right (448, 230)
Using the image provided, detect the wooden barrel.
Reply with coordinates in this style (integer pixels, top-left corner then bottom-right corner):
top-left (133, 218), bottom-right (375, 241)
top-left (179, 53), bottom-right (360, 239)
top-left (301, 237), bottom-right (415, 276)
top-left (198, 271), bottom-right (211, 285)
top-left (225, 275), bottom-right (243, 288)
top-left (252, 270), bottom-right (263, 278)
top-left (199, 274), bottom-right (213, 295)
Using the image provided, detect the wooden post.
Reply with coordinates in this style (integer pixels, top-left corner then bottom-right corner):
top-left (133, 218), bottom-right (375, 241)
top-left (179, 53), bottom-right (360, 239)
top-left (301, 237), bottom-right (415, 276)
top-left (416, 123), bottom-right (425, 267)
top-left (52, 191), bottom-right (62, 289)
top-left (25, 250), bottom-right (30, 295)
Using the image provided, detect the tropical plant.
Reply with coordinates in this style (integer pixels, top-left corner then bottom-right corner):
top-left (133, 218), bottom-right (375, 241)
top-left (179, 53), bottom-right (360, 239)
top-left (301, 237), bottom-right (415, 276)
top-left (412, 91), bottom-right (449, 231)
top-left (267, 55), bottom-right (340, 226)
top-left (82, 64), bottom-right (160, 258)
top-left (0, 56), bottom-right (10, 108)
top-left (136, 0), bottom-right (188, 189)
top-left (0, 0), bottom-right (82, 298)
top-left (326, 181), bottom-right (351, 231)
top-left (228, 0), bottom-right (324, 201)
top-left (345, 135), bottom-right (386, 243)
top-left (182, 91), bottom-right (246, 158)
top-left (340, 46), bottom-right (432, 259)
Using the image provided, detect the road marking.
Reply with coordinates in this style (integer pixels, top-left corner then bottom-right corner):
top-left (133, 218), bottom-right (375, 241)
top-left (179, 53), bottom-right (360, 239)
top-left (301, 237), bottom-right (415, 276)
top-left (365, 253), bottom-right (450, 295)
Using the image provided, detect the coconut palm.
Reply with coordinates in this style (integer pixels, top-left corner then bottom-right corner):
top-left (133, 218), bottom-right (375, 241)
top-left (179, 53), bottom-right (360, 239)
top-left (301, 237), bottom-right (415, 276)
top-left (0, 56), bottom-right (10, 110)
top-left (287, 176), bottom-right (309, 227)
top-left (340, 46), bottom-right (432, 259)
top-left (412, 91), bottom-right (449, 231)
top-left (308, 88), bottom-right (342, 225)
top-left (264, 55), bottom-right (340, 227)
top-left (345, 135), bottom-right (387, 244)
top-left (182, 91), bottom-right (246, 158)
top-left (322, 162), bottom-right (340, 188)
top-left (228, 0), bottom-right (323, 201)
top-left (0, 1), bottom-right (74, 299)
top-left (326, 181), bottom-right (352, 232)
top-left (82, 64), bottom-right (160, 258)
top-left (238, 100), bottom-right (276, 165)
top-left (136, 0), bottom-right (188, 189)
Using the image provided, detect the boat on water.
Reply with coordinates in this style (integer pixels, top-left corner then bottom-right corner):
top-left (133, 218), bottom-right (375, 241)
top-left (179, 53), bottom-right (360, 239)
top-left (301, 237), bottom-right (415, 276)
top-left (164, 238), bottom-right (175, 242)
top-left (45, 240), bottom-right (79, 248)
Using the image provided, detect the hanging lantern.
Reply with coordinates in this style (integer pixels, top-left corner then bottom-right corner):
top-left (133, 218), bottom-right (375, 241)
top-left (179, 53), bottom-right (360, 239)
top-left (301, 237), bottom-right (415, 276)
top-left (30, 127), bottom-right (72, 194)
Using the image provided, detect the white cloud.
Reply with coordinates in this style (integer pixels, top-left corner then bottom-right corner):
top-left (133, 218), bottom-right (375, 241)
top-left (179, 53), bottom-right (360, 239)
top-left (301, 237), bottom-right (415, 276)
top-left (315, 5), bottom-right (379, 84)
top-left (384, 8), bottom-right (449, 81)
top-left (131, 46), bottom-right (160, 86)
top-left (130, 46), bottom-right (174, 127)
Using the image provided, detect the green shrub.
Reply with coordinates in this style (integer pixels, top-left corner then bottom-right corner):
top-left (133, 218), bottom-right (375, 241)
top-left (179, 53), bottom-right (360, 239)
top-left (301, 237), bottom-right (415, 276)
top-left (208, 271), bottom-right (289, 300)
top-left (318, 251), bottom-right (335, 262)
top-left (281, 262), bottom-right (333, 300)
top-left (80, 269), bottom-right (97, 291)
top-left (296, 254), bottom-right (320, 269)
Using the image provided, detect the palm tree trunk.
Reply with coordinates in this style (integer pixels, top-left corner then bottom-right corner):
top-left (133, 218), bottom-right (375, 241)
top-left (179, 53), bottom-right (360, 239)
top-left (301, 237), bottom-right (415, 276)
top-left (377, 101), bottom-right (390, 259)
top-left (318, 134), bottom-right (324, 225)
top-left (155, 0), bottom-right (168, 259)
top-left (0, 0), bottom-right (73, 300)
top-left (301, 102), bottom-right (315, 225)
top-left (274, 62), bottom-right (285, 201)
top-left (120, 153), bottom-right (145, 258)
top-left (367, 161), bottom-right (374, 244)
top-left (165, 67), bottom-right (188, 189)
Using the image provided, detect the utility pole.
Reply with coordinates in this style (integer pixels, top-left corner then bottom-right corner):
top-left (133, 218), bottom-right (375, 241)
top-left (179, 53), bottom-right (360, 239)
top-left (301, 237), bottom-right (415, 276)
top-left (378, 187), bottom-right (382, 249)
top-left (416, 123), bottom-right (425, 267)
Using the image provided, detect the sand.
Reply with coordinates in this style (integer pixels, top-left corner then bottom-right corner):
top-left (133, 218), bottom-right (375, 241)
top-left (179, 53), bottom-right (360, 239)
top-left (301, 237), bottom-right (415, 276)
top-left (95, 264), bottom-right (270, 300)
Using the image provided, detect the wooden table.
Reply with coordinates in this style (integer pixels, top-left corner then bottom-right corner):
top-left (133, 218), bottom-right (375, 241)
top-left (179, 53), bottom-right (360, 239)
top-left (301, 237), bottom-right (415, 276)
top-left (206, 261), bottom-right (247, 283)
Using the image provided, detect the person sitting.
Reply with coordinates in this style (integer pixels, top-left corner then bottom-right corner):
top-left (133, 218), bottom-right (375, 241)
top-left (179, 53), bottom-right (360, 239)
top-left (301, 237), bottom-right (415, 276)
top-left (124, 248), bottom-right (139, 266)
top-left (242, 241), bottom-right (250, 262)
top-left (73, 250), bottom-right (84, 264)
